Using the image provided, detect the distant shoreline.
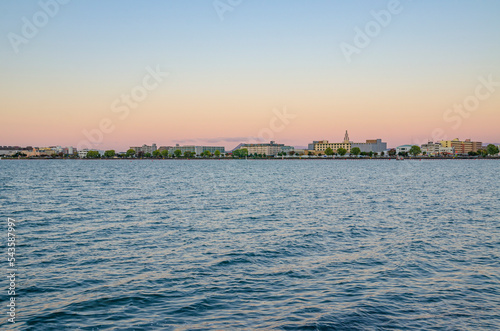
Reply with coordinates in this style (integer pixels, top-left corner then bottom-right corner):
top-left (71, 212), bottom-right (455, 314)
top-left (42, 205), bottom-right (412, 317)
top-left (1, 157), bottom-right (499, 161)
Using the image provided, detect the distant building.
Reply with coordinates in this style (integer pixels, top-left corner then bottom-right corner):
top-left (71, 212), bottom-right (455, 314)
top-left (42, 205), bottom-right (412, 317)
top-left (310, 131), bottom-right (386, 154)
top-left (23, 148), bottom-right (41, 157)
top-left (38, 147), bottom-right (57, 155)
top-left (312, 140), bottom-right (351, 153)
top-left (130, 144), bottom-right (157, 155)
top-left (309, 131), bottom-right (353, 154)
top-left (421, 142), bottom-right (454, 156)
top-left (441, 139), bottom-right (482, 155)
top-left (293, 149), bottom-right (307, 155)
top-left (49, 146), bottom-right (63, 154)
top-left (308, 141), bottom-right (321, 150)
top-left (280, 145), bottom-right (295, 154)
top-left (77, 150), bottom-right (88, 158)
top-left (396, 145), bottom-right (413, 154)
top-left (0, 146), bottom-right (26, 156)
top-left (169, 145), bottom-right (225, 155)
top-left (78, 149), bottom-right (104, 158)
top-left (351, 139), bottom-right (387, 153)
top-left (234, 141), bottom-right (292, 156)
top-left (158, 146), bottom-right (173, 152)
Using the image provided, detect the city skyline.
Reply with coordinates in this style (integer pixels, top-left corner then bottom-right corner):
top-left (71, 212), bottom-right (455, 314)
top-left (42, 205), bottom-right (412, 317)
top-left (3, 135), bottom-right (497, 156)
top-left (1, 1), bottom-right (500, 151)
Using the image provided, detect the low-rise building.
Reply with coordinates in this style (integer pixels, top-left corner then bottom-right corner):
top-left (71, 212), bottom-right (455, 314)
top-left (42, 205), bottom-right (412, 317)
top-left (130, 144), bottom-right (157, 155)
top-left (310, 131), bottom-right (386, 154)
top-left (158, 146), bottom-right (173, 152)
top-left (396, 145), bottom-right (413, 155)
top-left (233, 141), bottom-right (291, 156)
top-left (441, 139), bottom-right (482, 155)
top-left (0, 146), bottom-right (25, 156)
top-left (78, 149), bottom-right (104, 158)
top-left (280, 145), bottom-right (295, 154)
top-left (351, 139), bottom-right (387, 153)
top-left (313, 140), bottom-right (351, 153)
top-left (169, 145), bottom-right (225, 155)
top-left (421, 142), bottom-right (454, 156)
top-left (308, 141), bottom-right (321, 150)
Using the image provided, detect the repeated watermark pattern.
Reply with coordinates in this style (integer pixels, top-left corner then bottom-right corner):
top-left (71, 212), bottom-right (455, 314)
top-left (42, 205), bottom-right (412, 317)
top-left (340, 0), bottom-right (405, 64)
top-left (8, 0), bottom-right (71, 54)
top-left (77, 65), bottom-right (169, 151)
top-left (213, 0), bottom-right (243, 21)
top-left (442, 74), bottom-right (499, 130)
top-left (256, 106), bottom-right (297, 143)
top-left (412, 74), bottom-right (499, 147)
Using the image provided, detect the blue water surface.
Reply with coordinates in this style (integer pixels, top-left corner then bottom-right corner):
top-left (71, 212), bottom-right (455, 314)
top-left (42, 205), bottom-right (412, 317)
top-left (0, 159), bottom-right (499, 330)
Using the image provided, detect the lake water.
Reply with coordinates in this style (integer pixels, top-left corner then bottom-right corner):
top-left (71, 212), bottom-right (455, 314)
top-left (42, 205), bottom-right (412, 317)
top-left (1, 159), bottom-right (499, 330)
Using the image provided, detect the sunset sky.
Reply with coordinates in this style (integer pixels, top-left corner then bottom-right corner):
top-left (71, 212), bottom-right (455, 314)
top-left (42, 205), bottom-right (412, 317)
top-left (1, 0), bottom-right (499, 151)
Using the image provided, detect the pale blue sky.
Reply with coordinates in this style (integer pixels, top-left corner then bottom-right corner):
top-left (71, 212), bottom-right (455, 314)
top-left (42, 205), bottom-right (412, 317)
top-left (1, 0), bottom-right (499, 149)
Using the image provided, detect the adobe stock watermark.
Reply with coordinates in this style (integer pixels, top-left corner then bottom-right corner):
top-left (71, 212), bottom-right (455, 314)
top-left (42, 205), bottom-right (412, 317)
top-left (442, 74), bottom-right (499, 130)
top-left (256, 106), bottom-right (296, 142)
top-left (7, 0), bottom-right (71, 54)
top-left (6, 218), bottom-right (17, 324)
top-left (213, 0), bottom-right (243, 21)
top-left (416, 74), bottom-right (499, 146)
top-left (77, 65), bottom-right (168, 151)
top-left (340, 0), bottom-right (404, 64)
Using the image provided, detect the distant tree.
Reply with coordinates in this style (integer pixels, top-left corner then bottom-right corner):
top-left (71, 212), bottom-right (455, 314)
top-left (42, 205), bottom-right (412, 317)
top-left (380, 151), bottom-right (385, 157)
top-left (214, 150), bottom-right (221, 158)
top-left (409, 145), bottom-right (421, 157)
top-left (86, 150), bottom-right (100, 158)
top-left (308, 151), bottom-right (314, 156)
top-left (388, 149), bottom-right (396, 156)
top-left (161, 150), bottom-right (169, 158)
top-left (337, 148), bottom-right (347, 156)
top-left (478, 149), bottom-right (488, 157)
top-left (368, 151), bottom-right (374, 157)
top-left (263, 153), bottom-right (266, 158)
top-left (184, 151), bottom-right (194, 158)
top-left (350, 147), bottom-right (361, 157)
top-left (487, 144), bottom-right (499, 156)
top-left (104, 150), bottom-right (115, 158)
top-left (203, 150), bottom-right (212, 157)
top-left (152, 150), bottom-right (161, 158)
top-left (126, 149), bottom-right (135, 158)
top-left (174, 149), bottom-right (182, 158)
top-left (144, 152), bottom-right (151, 158)
top-left (324, 147), bottom-right (334, 156)
top-left (288, 150), bottom-right (295, 156)
top-left (234, 148), bottom-right (249, 157)
top-left (360, 152), bottom-right (367, 156)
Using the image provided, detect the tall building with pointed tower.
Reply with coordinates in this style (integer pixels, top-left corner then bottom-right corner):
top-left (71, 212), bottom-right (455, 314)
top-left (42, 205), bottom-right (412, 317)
top-left (308, 130), bottom-right (387, 154)
top-left (343, 130), bottom-right (350, 143)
